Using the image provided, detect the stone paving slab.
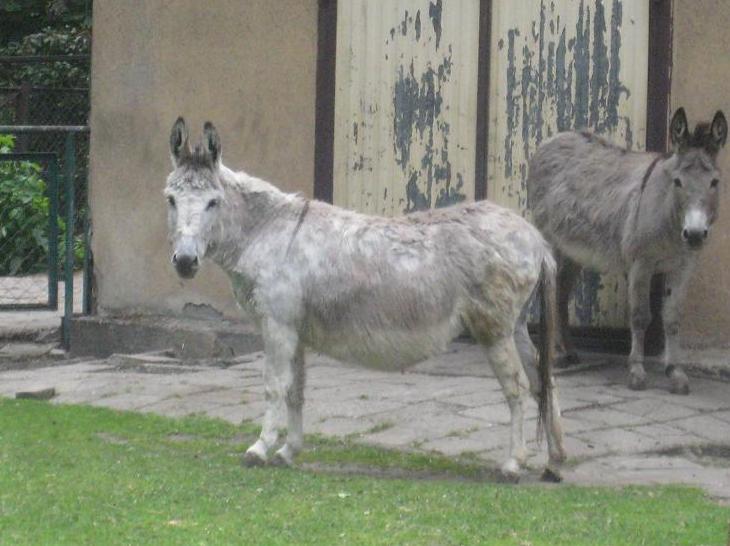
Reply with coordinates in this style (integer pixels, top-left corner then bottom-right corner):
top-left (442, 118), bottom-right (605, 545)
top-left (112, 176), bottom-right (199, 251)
top-left (1, 342), bottom-right (729, 502)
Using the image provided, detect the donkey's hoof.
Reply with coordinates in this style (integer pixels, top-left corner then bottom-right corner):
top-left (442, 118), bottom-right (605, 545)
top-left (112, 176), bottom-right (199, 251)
top-left (541, 467), bottom-right (563, 483)
top-left (270, 447), bottom-right (295, 467)
top-left (669, 372), bottom-right (690, 395)
top-left (243, 448), bottom-right (267, 467)
top-left (556, 351), bottom-right (580, 368)
top-left (628, 371), bottom-right (647, 391)
top-left (499, 459), bottom-right (522, 483)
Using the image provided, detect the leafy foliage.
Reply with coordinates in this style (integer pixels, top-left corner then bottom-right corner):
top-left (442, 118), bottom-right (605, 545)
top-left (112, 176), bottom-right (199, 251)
top-left (0, 2), bottom-right (92, 256)
top-left (0, 135), bottom-right (48, 275)
top-left (0, 25), bottom-right (90, 88)
top-left (0, 0), bottom-right (90, 47)
top-left (0, 134), bottom-right (82, 275)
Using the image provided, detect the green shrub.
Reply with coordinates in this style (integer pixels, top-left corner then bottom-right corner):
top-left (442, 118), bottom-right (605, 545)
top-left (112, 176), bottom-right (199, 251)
top-left (0, 134), bottom-right (83, 276)
top-left (0, 135), bottom-right (47, 275)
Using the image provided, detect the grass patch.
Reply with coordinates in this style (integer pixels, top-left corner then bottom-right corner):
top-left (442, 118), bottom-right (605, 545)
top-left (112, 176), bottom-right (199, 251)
top-left (0, 398), bottom-right (728, 545)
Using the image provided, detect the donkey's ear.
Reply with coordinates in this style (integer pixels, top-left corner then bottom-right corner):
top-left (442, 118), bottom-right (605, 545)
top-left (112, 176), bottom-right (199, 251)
top-left (709, 110), bottom-right (728, 151)
top-left (670, 108), bottom-right (690, 150)
top-left (203, 122), bottom-right (222, 165)
top-left (169, 117), bottom-right (190, 167)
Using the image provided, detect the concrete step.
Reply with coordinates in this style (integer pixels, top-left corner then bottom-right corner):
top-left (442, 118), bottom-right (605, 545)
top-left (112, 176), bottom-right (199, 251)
top-left (69, 314), bottom-right (262, 360)
top-left (0, 342), bottom-right (65, 361)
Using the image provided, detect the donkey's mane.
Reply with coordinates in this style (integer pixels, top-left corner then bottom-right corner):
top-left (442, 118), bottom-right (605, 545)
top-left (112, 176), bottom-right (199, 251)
top-left (220, 163), bottom-right (297, 203)
top-left (578, 130), bottom-right (630, 154)
top-left (688, 122), bottom-right (719, 153)
top-left (179, 144), bottom-right (216, 170)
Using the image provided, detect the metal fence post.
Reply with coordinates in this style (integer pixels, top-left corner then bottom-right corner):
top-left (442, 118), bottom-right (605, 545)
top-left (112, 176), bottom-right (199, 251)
top-left (47, 157), bottom-right (60, 309)
top-left (83, 213), bottom-right (92, 315)
top-left (63, 133), bottom-right (76, 349)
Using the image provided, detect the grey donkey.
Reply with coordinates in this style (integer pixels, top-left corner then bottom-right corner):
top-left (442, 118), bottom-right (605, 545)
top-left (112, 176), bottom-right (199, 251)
top-left (164, 118), bottom-right (566, 480)
top-left (528, 108), bottom-right (727, 394)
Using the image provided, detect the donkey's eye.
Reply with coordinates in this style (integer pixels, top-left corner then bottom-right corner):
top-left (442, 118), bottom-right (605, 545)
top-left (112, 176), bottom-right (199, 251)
top-left (167, 196), bottom-right (176, 208)
top-left (206, 198), bottom-right (219, 210)
top-left (711, 178), bottom-right (720, 188)
top-left (673, 178), bottom-right (682, 188)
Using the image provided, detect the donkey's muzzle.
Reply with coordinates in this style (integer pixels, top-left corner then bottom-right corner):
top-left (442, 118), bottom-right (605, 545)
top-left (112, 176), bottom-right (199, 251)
top-left (682, 228), bottom-right (708, 250)
top-left (172, 253), bottom-right (199, 278)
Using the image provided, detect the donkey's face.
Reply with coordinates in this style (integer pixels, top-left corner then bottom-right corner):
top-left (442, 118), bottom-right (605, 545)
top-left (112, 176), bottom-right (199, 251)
top-left (665, 108), bottom-right (727, 250)
top-left (165, 118), bottom-right (224, 279)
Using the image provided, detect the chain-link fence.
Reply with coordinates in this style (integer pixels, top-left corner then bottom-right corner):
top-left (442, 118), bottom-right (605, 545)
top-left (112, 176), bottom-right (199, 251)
top-left (0, 56), bottom-right (89, 320)
top-left (0, 152), bottom-right (60, 309)
top-left (0, 55), bottom-right (89, 229)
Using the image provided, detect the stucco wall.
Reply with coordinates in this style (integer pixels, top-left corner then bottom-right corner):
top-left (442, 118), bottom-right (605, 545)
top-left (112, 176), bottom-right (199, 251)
top-left (672, 0), bottom-right (730, 347)
top-left (88, 1), bottom-right (318, 317)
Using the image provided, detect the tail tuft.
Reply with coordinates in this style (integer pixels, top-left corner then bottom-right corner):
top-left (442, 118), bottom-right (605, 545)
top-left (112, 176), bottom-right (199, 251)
top-left (536, 253), bottom-right (557, 442)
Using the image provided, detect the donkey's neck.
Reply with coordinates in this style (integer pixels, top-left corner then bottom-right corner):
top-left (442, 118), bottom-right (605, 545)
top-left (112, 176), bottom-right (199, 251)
top-left (211, 164), bottom-right (305, 272)
top-left (631, 154), bottom-right (682, 246)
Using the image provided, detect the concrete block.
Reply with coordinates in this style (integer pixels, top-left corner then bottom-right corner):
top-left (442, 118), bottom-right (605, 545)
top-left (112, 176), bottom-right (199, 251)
top-left (69, 314), bottom-right (262, 359)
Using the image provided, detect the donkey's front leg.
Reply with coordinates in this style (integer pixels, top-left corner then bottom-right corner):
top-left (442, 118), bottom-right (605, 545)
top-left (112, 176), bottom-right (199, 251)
top-left (244, 320), bottom-right (303, 466)
top-left (271, 343), bottom-right (306, 465)
top-left (627, 260), bottom-right (653, 390)
top-left (662, 262), bottom-right (696, 395)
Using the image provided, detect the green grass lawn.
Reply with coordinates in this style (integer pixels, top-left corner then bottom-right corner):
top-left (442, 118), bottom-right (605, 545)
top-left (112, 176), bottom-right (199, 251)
top-left (0, 398), bottom-right (728, 545)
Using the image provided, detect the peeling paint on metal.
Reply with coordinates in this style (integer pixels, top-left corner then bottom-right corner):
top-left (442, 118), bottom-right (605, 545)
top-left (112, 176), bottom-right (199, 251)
top-left (504, 29), bottom-right (517, 179)
top-left (392, 50), bottom-right (457, 212)
top-left (334, 0), bottom-right (478, 217)
top-left (429, 0), bottom-right (443, 50)
top-left (488, 0), bottom-right (649, 328)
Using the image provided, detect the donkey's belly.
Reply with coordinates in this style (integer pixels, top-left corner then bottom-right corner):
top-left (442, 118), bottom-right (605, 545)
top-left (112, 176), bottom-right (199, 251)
top-left (304, 315), bottom-right (461, 372)
top-left (556, 239), bottom-right (624, 274)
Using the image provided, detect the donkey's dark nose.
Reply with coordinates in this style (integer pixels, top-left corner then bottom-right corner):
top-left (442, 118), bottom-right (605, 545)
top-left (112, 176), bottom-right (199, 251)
top-left (682, 228), bottom-right (707, 249)
top-left (172, 253), bottom-right (199, 278)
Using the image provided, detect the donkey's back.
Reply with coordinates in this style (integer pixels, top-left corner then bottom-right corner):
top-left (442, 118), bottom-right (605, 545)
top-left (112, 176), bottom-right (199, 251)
top-left (527, 131), bottom-right (656, 272)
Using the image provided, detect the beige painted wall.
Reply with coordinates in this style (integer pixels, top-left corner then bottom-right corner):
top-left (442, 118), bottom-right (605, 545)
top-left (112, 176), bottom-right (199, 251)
top-left (89, 1), bottom-right (318, 317)
top-left (672, 0), bottom-right (730, 347)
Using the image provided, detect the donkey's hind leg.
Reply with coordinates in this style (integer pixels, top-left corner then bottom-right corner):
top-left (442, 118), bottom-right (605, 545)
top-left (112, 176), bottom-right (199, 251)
top-left (244, 320), bottom-right (303, 466)
top-left (515, 321), bottom-right (566, 470)
top-left (556, 253), bottom-right (582, 367)
top-left (627, 260), bottom-right (653, 390)
top-left (484, 335), bottom-right (530, 480)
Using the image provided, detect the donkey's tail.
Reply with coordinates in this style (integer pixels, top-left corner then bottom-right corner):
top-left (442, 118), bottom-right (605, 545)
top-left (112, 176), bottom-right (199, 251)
top-left (536, 251), bottom-right (558, 441)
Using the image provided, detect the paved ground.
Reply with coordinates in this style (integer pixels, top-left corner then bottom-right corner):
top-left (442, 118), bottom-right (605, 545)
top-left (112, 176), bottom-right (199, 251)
top-left (1, 342), bottom-right (729, 502)
top-left (0, 272), bottom-right (82, 337)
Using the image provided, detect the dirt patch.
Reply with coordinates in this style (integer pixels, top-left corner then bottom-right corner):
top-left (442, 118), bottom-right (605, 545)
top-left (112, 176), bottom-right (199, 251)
top-left (92, 363), bottom-right (203, 375)
top-left (294, 460), bottom-right (552, 485)
top-left (227, 433), bottom-right (258, 446)
top-left (166, 433), bottom-right (199, 443)
top-left (95, 432), bottom-right (129, 445)
top-left (653, 444), bottom-right (730, 468)
top-left (0, 357), bottom-right (85, 372)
